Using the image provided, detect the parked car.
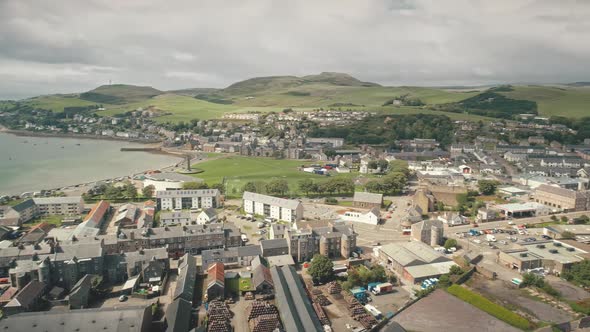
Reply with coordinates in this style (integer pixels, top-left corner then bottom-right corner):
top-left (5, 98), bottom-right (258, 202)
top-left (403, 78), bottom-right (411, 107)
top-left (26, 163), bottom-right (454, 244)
top-left (119, 295), bottom-right (128, 302)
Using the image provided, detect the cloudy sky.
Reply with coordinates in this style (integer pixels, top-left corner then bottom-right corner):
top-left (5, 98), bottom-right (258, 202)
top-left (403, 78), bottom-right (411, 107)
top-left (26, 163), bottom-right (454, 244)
top-left (1, 0), bottom-right (589, 99)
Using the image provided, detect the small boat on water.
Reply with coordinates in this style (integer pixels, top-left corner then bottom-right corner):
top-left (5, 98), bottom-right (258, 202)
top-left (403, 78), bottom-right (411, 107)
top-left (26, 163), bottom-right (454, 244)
top-left (76, 143), bottom-right (81, 146)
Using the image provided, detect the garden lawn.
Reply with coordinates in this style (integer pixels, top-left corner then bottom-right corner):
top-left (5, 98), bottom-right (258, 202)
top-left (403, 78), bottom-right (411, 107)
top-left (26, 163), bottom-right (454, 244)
top-left (446, 284), bottom-right (534, 331)
top-left (191, 156), bottom-right (354, 197)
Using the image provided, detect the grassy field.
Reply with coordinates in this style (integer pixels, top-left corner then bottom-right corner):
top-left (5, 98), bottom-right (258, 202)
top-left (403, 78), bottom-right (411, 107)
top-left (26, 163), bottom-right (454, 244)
top-left (224, 83), bottom-right (479, 109)
top-left (98, 94), bottom-right (285, 121)
top-left (27, 95), bottom-right (110, 113)
top-left (446, 284), bottom-right (534, 330)
top-left (191, 156), bottom-right (353, 197)
top-left (499, 85), bottom-right (590, 118)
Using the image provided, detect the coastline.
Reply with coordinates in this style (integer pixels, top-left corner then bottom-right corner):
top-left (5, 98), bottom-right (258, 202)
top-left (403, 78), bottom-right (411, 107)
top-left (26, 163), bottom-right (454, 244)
top-left (0, 130), bottom-right (192, 197)
top-left (0, 126), bottom-right (161, 144)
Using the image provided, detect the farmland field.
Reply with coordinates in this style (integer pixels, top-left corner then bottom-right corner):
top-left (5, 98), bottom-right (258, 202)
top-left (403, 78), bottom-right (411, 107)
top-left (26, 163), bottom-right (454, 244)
top-left (191, 156), bottom-right (354, 197)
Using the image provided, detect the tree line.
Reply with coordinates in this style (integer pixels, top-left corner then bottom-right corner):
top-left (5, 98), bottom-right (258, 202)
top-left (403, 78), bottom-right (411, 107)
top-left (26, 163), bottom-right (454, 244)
top-left (308, 114), bottom-right (455, 147)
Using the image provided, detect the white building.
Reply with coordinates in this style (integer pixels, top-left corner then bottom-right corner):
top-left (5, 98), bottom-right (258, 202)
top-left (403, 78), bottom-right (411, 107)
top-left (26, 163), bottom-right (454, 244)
top-left (242, 192), bottom-right (303, 223)
top-left (160, 211), bottom-right (191, 226)
top-left (32, 197), bottom-right (84, 216)
top-left (341, 207), bottom-right (380, 225)
top-left (437, 212), bottom-right (468, 226)
top-left (156, 189), bottom-right (221, 211)
top-left (143, 172), bottom-right (203, 192)
top-left (197, 208), bottom-right (218, 225)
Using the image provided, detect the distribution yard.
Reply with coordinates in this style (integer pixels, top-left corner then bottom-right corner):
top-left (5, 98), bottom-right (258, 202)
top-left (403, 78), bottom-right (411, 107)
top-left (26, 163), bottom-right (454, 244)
top-left (191, 156), bottom-right (355, 197)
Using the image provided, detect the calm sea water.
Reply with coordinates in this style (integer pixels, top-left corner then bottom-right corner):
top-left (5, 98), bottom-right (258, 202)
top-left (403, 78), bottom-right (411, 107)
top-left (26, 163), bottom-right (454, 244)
top-left (0, 132), bottom-right (180, 195)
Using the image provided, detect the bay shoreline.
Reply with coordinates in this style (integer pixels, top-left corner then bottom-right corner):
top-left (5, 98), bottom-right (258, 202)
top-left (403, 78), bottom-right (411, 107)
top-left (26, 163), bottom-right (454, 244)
top-left (0, 130), bottom-right (197, 197)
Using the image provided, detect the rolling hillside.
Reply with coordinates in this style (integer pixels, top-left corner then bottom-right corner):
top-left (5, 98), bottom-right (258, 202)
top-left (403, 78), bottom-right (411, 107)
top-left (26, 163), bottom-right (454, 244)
top-left (80, 84), bottom-right (162, 104)
top-left (4, 73), bottom-right (590, 122)
top-left (497, 85), bottom-right (590, 118)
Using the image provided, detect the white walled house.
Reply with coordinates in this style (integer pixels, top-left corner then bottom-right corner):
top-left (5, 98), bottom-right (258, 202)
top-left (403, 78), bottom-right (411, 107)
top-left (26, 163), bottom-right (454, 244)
top-left (242, 192), bottom-right (303, 223)
top-left (341, 207), bottom-right (380, 225)
top-left (156, 189), bottom-right (221, 211)
top-left (197, 208), bottom-right (218, 225)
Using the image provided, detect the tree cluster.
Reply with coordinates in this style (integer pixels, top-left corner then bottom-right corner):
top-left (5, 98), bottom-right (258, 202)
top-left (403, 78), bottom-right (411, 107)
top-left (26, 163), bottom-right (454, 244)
top-left (342, 264), bottom-right (390, 290)
top-left (478, 180), bottom-right (500, 195)
top-left (522, 273), bottom-right (560, 297)
top-left (308, 254), bottom-right (334, 283)
top-left (297, 178), bottom-right (355, 196)
top-left (563, 260), bottom-right (590, 288)
top-left (364, 172), bottom-right (407, 195)
top-left (243, 179), bottom-right (290, 196)
top-left (308, 114), bottom-right (455, 148)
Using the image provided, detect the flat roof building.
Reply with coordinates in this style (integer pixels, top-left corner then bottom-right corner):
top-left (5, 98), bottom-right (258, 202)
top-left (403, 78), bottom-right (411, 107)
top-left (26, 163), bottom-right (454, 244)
top-left (498, 240), bottom-right (588, 274)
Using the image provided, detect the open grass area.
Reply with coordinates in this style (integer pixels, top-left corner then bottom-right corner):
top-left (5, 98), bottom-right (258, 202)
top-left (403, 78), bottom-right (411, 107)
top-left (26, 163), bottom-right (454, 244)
top-left (27, 95), bottom-right (110, 113)
top-left (190, 156), bottom-right (354, 197)
top-left (239, 278), bottom-right (254, 292)
top-left (26, 215), bottom-right (63, 227)
top-left (446, 284), bottom-right (534, 331)
top-left (499, 85), bottom-right (590, 118)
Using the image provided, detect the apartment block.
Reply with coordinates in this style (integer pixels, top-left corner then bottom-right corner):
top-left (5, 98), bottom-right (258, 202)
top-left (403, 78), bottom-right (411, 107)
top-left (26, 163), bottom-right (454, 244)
top-left (242, 192), bottom-right (303, 223)
top-left (156, 189), bottom-right (221, 211)
top-left (33, 197), bottom-right (84, 216)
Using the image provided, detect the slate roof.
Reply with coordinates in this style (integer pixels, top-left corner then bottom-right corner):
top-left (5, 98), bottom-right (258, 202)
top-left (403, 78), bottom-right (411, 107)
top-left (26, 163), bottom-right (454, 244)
top-left (165, 298), bottom-right (192, 332)
top-left (353, 192), bottom-right (383, 204)
top-left (270, 265), bottom-right (322, 332)
top-left (260, 238), bottom-right (288, 250)
top-left (0, 306), bottom-right (151, 332)
top-left (174, 254), bottom-right (196, 302)
top-left (6, 280), bottom-right (45, 308)
top-left (12, 199), bottom-right (35, 213)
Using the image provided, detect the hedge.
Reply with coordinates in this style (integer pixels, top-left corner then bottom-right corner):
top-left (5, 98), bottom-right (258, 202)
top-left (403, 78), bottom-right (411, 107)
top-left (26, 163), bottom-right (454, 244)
top-left (447, 285), bottom-right (533, 330)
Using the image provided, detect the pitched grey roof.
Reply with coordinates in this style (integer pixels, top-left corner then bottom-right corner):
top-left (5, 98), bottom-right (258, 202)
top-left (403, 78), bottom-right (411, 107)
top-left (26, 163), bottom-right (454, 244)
top-left (199, 207), bottom-right (217, 219)
top-left (174, 254), bottom-right (196, 302)
top-left (260, 238), bottom-right (288, 250)
top-left (165, 298), bottom-right (192, 332)
top-left (0, 306), bottom-right (150, 332)
top-left (270, 265), bottom-right (322, 332)
top-left (353, 191), bottom-right (383, 204)
top-left (11, 199), bottom-right (36, 213)
top-left (242, 191), bottom-right (301, 210)
top-left (237, 245), bottom-right (262, 257)
top-left (33, 196), bottom-right (82, 205)
top-left (7, 280), bottom-right (45, 308)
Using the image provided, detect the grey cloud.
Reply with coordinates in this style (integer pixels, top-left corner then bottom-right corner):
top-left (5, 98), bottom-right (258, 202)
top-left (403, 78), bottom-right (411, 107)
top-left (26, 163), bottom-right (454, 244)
top-left (0, 0), bottom-right (589, 99)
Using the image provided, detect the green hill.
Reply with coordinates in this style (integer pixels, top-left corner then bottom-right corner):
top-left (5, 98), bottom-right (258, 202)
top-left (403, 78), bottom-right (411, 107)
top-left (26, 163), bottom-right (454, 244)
top-left (496, 85), bottom-right (590, 118)
top-left (7, 73), bottom-right (590, 123)
top-left (80, 84), bottom-right (162, 104)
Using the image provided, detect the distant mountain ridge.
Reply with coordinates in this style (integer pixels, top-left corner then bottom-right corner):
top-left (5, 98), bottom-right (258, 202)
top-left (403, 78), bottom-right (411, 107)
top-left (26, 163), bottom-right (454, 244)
top-left (222, 72), bottom-right (380, 96)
